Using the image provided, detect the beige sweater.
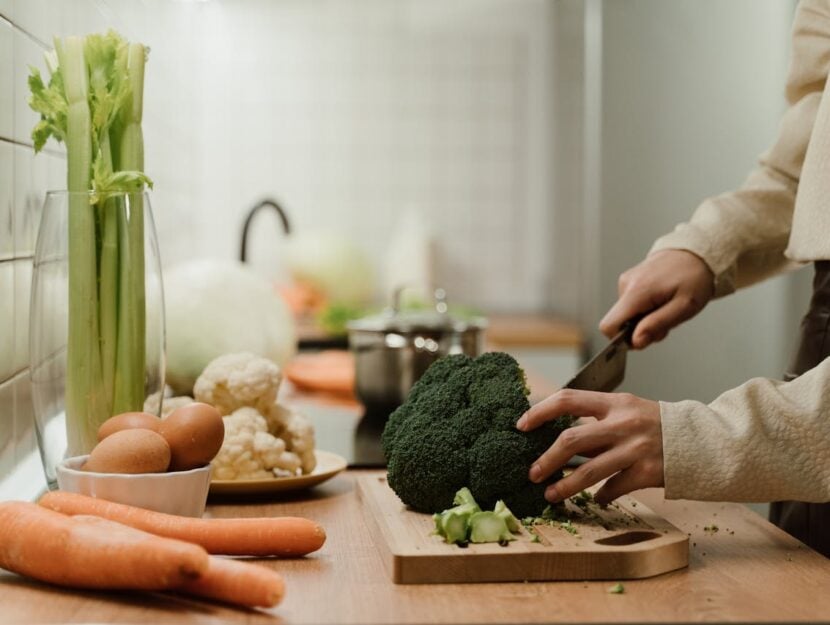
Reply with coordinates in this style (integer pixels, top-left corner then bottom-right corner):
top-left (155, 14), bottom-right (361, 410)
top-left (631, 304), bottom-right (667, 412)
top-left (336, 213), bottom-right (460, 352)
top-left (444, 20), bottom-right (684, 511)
top-left (651, 0), bottom-right (830, 503)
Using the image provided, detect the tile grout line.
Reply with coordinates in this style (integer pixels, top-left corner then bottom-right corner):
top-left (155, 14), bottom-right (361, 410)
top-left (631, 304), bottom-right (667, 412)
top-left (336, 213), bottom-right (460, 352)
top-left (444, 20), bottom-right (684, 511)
top-left (0, 255), bottom-right (34, 264)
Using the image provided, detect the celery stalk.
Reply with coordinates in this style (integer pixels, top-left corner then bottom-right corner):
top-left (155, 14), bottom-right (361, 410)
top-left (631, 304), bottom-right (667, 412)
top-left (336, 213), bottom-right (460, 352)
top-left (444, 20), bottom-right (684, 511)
top-left (57, 36), bottom-right (107, 456)
top-left (98, 134), bottom-right (118, 416)
top-left (112, 42), bottom-right (146, 413)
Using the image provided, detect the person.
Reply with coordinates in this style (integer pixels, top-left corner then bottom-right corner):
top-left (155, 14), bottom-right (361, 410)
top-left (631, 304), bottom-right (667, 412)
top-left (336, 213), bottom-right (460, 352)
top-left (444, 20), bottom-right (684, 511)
top-left (517, 0), bottom-right (830, 557)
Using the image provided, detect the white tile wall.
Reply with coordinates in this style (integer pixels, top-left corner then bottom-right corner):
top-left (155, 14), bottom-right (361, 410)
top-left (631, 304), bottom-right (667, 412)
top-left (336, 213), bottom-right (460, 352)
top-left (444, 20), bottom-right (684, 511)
top-left (13, 144), bottom-right (47, 257)
top-left (0, 141), bottom-right (12, 259)
top-left (0, 262), bottom-right (13, 382)
top-left (180, 0), bottom-right (556, 312)
top-left (0, 18), bottom-right (12, 140)
top-left (12, 27), bottom-right (46, 146)
top-left (12, 258), bottom-right (30, 374)
top-left (0, 380), bottom-right (12, 480)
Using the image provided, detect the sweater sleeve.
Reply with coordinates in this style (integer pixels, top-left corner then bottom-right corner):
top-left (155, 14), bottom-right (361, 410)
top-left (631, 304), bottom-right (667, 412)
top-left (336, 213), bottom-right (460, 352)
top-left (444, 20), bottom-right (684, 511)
top-left (660, 357), bottom-right (830, 503)
top-left (650, 0), bottom-right (830, 297)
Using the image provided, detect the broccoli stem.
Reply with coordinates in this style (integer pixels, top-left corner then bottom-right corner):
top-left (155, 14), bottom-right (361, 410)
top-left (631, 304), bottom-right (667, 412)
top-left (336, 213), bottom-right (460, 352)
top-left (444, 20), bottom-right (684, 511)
top-left (434, 488), bottom-right (522, 546)
top-left (494, 500), bottom-right (520, 533)
top-left (434, 501), bottom-right (479, 544)
top-left (469, 511), bottom-right (515, 545)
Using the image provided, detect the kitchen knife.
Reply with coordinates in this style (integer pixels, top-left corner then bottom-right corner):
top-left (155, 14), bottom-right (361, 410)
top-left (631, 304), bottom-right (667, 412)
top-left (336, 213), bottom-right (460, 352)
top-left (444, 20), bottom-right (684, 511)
top-left (563, 317), bottom-right (642, 393)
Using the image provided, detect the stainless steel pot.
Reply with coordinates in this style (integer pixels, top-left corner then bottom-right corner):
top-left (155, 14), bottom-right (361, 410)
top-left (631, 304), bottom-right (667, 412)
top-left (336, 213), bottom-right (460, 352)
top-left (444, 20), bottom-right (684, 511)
top-left (347, 289), bottom-right (486, 410)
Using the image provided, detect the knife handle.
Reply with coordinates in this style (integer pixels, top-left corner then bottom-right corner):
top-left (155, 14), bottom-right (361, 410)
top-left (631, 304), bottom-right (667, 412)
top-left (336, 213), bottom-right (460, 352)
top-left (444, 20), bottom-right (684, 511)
top-left (620, 313), bottom-right (647, 347)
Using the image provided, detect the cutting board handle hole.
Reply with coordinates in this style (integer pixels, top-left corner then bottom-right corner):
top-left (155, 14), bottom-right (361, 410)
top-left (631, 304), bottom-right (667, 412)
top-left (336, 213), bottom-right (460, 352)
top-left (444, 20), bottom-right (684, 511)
top-left (594, 531), bottom-right (661, 546)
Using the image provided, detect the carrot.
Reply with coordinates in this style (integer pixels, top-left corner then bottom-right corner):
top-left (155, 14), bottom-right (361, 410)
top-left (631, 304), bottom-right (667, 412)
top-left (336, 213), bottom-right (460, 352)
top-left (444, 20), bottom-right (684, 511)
top-left (0, 502), bottom-right (208, 590)
top-left (176, 556), bottom-right (286, 608)
top-left (39, 491), bottom-right (326, 557)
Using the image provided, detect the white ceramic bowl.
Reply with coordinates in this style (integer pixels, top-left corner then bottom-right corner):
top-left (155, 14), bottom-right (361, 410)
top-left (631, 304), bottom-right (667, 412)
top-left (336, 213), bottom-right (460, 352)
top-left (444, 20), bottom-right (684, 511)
top-left (56, 456), bottom-right (211, 517)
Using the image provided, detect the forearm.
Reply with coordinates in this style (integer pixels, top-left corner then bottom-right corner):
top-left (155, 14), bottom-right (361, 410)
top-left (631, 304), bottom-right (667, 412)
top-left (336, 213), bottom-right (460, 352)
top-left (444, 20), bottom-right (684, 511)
top-left (650, 165), bottom-right (802, 297)
top-left (661, 358), bottom-right (830, 503)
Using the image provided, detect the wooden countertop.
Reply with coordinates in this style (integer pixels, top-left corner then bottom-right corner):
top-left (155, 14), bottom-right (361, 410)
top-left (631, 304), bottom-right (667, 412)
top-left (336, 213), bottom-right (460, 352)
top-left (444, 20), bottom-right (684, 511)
top-left (3, 472), bottom-right (830, 624)
top-left (486, 314), bottom-right (584, 349)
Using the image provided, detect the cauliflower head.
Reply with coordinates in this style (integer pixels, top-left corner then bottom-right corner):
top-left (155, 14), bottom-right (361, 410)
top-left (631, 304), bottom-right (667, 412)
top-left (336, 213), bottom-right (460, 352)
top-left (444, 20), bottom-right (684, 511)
top-left (143, 390), bottom-right (195, 418)
top-left (194, 352), bottom-right (282, 416)
top-left (212, 407), bottom-right (302, 480)
top-left (266, 404), bottom-right (317, 474)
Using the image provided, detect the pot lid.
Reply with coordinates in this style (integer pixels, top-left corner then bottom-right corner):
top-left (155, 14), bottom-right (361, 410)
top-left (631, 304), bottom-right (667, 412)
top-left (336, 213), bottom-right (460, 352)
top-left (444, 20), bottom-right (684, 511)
top-left (346, 288), bottom-right (487, 333)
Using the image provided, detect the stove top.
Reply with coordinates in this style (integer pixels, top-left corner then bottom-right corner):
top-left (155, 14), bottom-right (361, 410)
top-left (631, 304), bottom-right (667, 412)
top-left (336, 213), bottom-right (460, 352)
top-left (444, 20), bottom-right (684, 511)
top-left (297, 399), bottom-right (392, 468)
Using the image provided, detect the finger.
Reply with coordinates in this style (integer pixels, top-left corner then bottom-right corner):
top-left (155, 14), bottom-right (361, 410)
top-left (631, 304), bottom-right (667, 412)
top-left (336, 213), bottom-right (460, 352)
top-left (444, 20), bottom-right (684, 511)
top-left (599, 288), bottom-right (662, 339)
top-left (544, 449), bottom-right (629, 503)
top-left (572, 446), bottom-right (609, 459)
top-left (528, 421), bottom-right (617, 483)
top-left (518, 389), bottom-right (614, 431)
top-left (593, 468), bottom-right (643, 505)
top-left (630, 294), bottom-right (702, 349)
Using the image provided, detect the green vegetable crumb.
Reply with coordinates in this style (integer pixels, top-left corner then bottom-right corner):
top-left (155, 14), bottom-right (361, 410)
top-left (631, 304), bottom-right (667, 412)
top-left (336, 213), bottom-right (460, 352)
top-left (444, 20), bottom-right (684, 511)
top-left (704, 524), bottom-right (719, 534)
top-left (608, 583), bottom-right (625, 594)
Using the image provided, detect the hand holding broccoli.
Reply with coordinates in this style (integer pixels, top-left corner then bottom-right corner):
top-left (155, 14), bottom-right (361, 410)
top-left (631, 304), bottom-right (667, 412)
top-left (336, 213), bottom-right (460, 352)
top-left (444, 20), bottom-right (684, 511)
top-left (517, 390), bottom-right (663, 505)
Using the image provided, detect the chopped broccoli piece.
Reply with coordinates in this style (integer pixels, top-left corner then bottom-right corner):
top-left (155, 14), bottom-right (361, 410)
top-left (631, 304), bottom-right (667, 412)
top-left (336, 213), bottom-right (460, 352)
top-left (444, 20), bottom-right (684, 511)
top-left (432, 488), bottom-right (524, 546)
top-left (453, 487), bottom-right (480, 508)
top-left (383, 352), bottom-right (571, 516)
top-left (440, 509), bottom-right (473, 544)
top-left (469, 511), bottom-right (515, 545)
top-left (432, 498), bottom-right (480, 544)
top-left (494, 500), bottom-right (520, 533)
top-left (608, 583), bottom-right (625, 594)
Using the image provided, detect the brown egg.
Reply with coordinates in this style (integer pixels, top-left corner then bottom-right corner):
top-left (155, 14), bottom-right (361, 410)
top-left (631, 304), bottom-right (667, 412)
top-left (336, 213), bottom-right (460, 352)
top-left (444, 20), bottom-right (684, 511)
top-left (83, 429), bottom-right (171, 474)
top-left (158, 402), bottom-right (225, 471)
top-left (97, 411), bottom-right (161, 442)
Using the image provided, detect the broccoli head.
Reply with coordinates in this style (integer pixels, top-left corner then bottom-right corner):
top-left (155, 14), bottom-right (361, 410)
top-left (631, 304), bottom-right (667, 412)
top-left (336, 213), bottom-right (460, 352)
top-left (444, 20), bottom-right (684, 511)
top-left (382, 352), bottom-right (571, 517)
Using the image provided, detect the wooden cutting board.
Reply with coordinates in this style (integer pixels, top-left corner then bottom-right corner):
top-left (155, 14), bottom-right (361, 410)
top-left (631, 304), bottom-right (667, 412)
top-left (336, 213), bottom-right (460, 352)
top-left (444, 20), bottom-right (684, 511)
top-left (357, 475), bottom-right (689, 584)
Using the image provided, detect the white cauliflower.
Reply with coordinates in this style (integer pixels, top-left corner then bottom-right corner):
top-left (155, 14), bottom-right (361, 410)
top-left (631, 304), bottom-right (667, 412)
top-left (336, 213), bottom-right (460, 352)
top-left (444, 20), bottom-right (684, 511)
top-left (212, 407), bottom-right (303, 480)
top-left (266, 403), bottom-right (317, 474)
top-left (143, 389), bottom-right (195, 418)
top-left (194, 352), bottom-right (282, 416)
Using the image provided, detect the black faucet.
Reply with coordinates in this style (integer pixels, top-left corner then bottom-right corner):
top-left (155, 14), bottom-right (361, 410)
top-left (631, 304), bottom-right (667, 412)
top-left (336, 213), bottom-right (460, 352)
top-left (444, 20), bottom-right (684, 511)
top-left (239, 198), bottom-right (291, 263)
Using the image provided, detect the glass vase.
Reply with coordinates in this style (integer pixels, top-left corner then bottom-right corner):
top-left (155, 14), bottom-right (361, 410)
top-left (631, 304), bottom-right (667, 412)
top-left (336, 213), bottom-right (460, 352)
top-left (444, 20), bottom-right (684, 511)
top-left (29, 191), bottom-right (165, 489)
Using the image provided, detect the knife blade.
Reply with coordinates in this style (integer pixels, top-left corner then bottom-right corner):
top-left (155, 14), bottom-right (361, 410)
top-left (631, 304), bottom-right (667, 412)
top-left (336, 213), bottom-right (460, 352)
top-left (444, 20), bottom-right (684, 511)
top-left (563, 317), bottom-right (641, 393)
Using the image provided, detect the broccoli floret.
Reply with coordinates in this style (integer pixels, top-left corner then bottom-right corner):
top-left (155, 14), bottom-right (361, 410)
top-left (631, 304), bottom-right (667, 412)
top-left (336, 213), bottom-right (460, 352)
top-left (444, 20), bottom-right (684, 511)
top-left (382, 352), bottom-right (571, 518)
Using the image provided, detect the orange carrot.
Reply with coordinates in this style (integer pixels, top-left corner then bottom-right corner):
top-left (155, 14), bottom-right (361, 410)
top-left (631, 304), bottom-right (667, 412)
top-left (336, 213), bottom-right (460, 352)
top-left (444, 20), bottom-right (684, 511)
top-left (176, 556), bottom-right (286, 608)
top-left (0, 502), bottom-right (208, 590)
top-left (39, 491), bottom-right (326, 557)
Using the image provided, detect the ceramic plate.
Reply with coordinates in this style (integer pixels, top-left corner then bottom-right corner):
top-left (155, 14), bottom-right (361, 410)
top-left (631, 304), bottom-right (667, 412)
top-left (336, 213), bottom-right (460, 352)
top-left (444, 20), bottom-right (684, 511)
top-left (209, 450), bottom-right (348, 495)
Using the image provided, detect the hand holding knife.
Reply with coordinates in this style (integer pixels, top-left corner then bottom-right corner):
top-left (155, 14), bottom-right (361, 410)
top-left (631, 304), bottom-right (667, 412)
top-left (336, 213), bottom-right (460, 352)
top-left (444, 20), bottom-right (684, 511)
top-left (563, 314), bottom-right (645, 393)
